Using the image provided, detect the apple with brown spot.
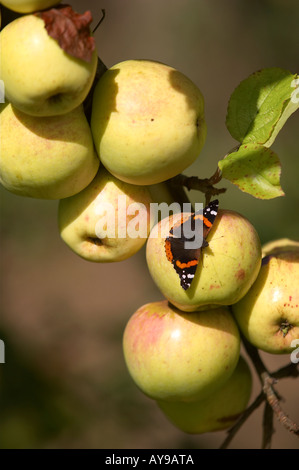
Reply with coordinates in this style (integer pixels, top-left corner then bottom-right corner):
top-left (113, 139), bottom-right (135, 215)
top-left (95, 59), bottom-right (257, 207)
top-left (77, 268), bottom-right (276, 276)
top-left (146, 209), bottom-right (262, 312)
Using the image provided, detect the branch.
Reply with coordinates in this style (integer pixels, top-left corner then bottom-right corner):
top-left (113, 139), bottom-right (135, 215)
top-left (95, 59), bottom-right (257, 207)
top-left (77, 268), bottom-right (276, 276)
top-left (262, 401), bottom-right (274, 449)
top-left (273, 362), bottom-right (299, 380)
top-left (219, 391), bottom-right (265, 449)
top-left (166, 178), bottom-right (194, 211)
top-left (243, 336), bottom-right (299, 437)
top-left (263, 373), bottom-right (299, 435)
top-left (220, 334), bottom-right (299, 449)
top-left (168, 145), bottom-right (242, 205)
top-left (169, 169), bottom-right (226, 206)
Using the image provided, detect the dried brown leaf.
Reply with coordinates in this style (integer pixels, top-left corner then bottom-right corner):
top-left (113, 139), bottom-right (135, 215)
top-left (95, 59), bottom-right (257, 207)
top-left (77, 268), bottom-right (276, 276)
top-left (36, 5), bottom-right (95, 62)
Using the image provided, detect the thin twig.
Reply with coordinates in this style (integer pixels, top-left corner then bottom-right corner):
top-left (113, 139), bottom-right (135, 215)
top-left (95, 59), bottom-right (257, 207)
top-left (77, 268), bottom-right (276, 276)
top-left (92, 9), bottom-right (106, 34)
top-left (166, 180), bottom-right (193, 211)
top-left (263, 374), bottom-right (299, 435)
top-left (163, 145), bottom-right (242, 204)
top-left (262, 401), bottom-right (274, 449)
top-left (220, 332), bottom-right (299, 449)
top-left (243, 336), bottom-right (299, 437)
top-left (219, 391), bottom-right (265, 449)
top-left (242, 337), bottom-right (270, 382)
top-left (219, 360), bottom-right (299, 449)
top-left (272, 362), bottom-right (299, 380)
top-left (169, 173), bottom-right (227, 206)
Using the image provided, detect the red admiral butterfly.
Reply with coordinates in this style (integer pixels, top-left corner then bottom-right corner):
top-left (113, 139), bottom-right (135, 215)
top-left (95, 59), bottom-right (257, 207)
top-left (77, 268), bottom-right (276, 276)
top-left (165, 200), bottom-right (219, 290)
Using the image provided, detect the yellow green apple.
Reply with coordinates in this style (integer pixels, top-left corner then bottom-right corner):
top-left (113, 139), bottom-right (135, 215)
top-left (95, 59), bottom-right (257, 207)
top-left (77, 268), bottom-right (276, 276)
top-left (0, 0), bottom-right (61, 13)
top-left (262, 238), bottom-right (299, 257)
top-left (157, 355), bottom-right (252, 434)
top-left (0, 14), bottom-right (97, 116)
top-left (122, 301), bottom-right (240, 402)
top-left (146, 209), bottom-right (262, 312)
top-left (148, 182), bottom-right (176, 206)
top-left (0, 102), bottom-right (99, 199)
top-left (58, 168), bottom-right (153, 262)
top-left (232, 248), bottom-right (299, 354)
top-left (91, 59), bottom-right (207, 185)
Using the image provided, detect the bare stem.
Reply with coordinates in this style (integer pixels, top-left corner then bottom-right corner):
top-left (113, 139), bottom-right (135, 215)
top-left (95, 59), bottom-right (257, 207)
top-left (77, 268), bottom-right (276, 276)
top-left (220, 333), bottom-right (299, 449)
top-left (166, 179), bottom-right (193, 211)
top-left (263, 374), bottom-right (299, 435)
top-left (272, 362), bottom-right (299, 380)
top-left (243, 336), bottom-right (299, 438)
top-left (219, 391), bottom-right (265, 449)
top-left (92, 9), bottom-right (106, 34)
top-left (262, 401), bottom-right (274, 449)
top-left (169, 171), bottom-right (226, 206)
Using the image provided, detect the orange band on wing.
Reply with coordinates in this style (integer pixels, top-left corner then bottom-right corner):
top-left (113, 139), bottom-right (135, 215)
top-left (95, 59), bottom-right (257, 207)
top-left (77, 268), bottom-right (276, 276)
top-left (176, 259), bottom-right (198, 269)
top-left (194, 214), bottom-right (212, 228)
top-left (165, 239), bottom-right (173, 261)
top-left (171, 214), bottom-right (191, 231)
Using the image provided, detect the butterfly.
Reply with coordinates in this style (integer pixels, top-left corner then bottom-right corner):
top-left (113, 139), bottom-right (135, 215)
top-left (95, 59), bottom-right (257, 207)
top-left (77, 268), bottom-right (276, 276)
top-left (164, 200), bottom-right (219, 290)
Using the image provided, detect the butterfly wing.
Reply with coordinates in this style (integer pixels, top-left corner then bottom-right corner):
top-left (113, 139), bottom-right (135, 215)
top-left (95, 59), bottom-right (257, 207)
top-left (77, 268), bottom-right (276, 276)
top-left (165, 233), bottom-right (200, 290)
top-left (202, 199), bottom-right (219, 239)
top-left (164, 200), bottom-right (219, 291)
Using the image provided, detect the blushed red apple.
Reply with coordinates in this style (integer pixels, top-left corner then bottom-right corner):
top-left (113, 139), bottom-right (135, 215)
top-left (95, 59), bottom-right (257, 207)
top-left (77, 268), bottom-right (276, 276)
top-left (123, 300), bottom-right (240, 402)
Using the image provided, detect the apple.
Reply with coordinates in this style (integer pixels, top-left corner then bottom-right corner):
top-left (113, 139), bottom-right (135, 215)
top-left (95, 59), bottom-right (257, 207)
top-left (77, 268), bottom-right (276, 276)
top-left (0, 0), bottom-right (61, 13)
top-left (91, 59), bottom-right (207, 185)
top-left (122, 301), bottom-right (240, 402)
top-left (262, 238), bottom-right (299, 257)
top-left (232, 247), bottom-right (299, 354)
top-left (0, 103), bottom-right (99, 199)
top-left (146, 209), bottom-right (262, 312)
top-left (0, 13), bottom-right (97, 116)
top-left (157, 355), bottom-right (252, 434)
top-left (148, 182), bottom-right (176, 206)
top-left (58, 168), bottom-right (154, 262)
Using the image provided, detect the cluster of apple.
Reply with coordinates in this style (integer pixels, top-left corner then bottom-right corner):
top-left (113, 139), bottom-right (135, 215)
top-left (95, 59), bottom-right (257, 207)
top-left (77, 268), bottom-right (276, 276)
top-left (1, 1), bottom-right (299, 437)
top-left (124, 238), bottom-right (299, 434)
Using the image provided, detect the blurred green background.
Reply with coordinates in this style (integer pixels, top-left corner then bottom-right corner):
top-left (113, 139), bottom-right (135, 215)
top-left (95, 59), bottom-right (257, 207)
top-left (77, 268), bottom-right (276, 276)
top-left (0, 0), bottom-right (298, 449)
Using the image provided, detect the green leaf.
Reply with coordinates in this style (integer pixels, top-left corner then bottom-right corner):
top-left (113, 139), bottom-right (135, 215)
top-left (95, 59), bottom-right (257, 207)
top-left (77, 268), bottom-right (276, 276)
top-left (264, 78), bottom-right (299, 147)
top-left (218, 143), bottom-right (284, 199)
top-left (226, 68), bottom-right (299, 145)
